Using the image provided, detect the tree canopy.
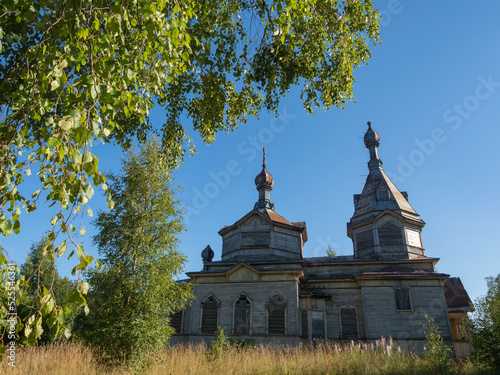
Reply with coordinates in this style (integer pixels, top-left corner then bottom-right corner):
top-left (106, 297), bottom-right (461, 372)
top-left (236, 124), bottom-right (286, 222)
top-left (0, 0), bottom-right (379, 349)
top-left (0, 0), bottom-right (379, 237)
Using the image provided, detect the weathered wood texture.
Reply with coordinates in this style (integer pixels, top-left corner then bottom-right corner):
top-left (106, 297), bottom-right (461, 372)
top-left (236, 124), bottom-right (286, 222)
top-left (378, 222), bottom-right (403, 245)
top-left (186, 280), bottom-right (299, 336)
top-left (362, 285), bottom-right (452, 340)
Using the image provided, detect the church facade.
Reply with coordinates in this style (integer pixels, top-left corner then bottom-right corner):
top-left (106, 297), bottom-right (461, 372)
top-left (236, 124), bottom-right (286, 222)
top-left (171, 122), bottom-right (472, 355)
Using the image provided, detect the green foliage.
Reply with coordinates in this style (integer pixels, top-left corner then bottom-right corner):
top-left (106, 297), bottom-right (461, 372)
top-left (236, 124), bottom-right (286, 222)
top-left (21, 238), bottom-right (73, 305)
top-left (326, 244), bottom-right (336, 257)
top-left (0, 0), bottom-right (379, 346)
top-left (468, 274), bottom-right (500, 368)
top-left (211, 327), bottom-right (229, 359)
top-left (0, 239), bottom-right (84, 361)
top-left (75, 137), bottom-right (192, 367)
top-left (422, 314), bottom-right (452, 371)
top-left (18, 237), bottom-right (77, 344)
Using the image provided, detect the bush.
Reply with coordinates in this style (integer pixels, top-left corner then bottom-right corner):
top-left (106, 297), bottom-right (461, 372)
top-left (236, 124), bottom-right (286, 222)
top-left (468, 274), bottom-right (500, 369)
top-left (423, 314), bottom-right (452, 371)
top-left (210, 327), bottom-right (229, 359)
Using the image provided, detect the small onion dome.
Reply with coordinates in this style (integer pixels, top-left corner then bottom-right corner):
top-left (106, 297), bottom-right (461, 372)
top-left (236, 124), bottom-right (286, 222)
top-left (255, 167), bottom-right (274, 190)
top-left (255, 146), bottom-right (274, 190)
top-left (364, 121), bottom-right (380, 148)
top-left (201, 245), bottom-right (214, 262)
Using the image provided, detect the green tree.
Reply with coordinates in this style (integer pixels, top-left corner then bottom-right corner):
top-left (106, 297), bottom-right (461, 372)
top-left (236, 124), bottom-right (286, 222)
top-left (0, 0), bottom-right (379, 348)
top-left (77, 137), bottom-right (191, 367)
top-left (326, 244), bottom-right (336, 257)
top-left (422, 314), bottom-right (452, 371)
top-left (20, 237), bottom-right (75, 343)
top-left (468, 274), bottom-right (500, 368)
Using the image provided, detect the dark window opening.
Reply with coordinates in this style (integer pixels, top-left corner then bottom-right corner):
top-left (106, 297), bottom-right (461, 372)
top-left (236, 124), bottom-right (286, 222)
top-left (340, 308), bottom-right (358, 339)
top-left (378, 189), bottom-right (390, 201)
top-left (170, 310), bottom-right (183, 334)
top-left (311, 311), bottom-right (325, 340)
top-left (266, 295), bottom-right (287, 334)
top-left (301, 310), bottom-right (308, 338)
top-left (395, 287), bottom-right (412, 311)
top-left (201, 295), bottom-right (220, 334)
top-left (234, 295), bottom-right (251, 334)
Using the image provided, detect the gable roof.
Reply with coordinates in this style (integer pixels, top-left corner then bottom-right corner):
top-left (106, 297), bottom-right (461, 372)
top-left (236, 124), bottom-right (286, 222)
top-left (444, 277), bottom-right (474, 312)
top-left (218, 208), bottom-right (306, 236)
top-left (353, 169), bottom-right (417, 218)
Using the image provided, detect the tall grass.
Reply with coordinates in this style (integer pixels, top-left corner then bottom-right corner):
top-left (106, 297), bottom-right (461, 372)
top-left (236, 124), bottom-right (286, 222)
top-left (1, 339), bottom-right (493, 375)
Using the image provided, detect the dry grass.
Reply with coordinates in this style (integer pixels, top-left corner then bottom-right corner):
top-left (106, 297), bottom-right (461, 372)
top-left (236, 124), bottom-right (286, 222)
top-left (1, 339), bottom-right (493, 375)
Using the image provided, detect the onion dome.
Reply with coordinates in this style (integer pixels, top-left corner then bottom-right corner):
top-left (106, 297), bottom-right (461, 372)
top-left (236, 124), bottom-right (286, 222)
top-left (255, 147), bottom-right (274, 190)
top-left (201, 245), bottom-right (214, 262)
top-left (254, 147), bottom-right (275, 210)
top-left (364, 121), bottom-right (380, 148)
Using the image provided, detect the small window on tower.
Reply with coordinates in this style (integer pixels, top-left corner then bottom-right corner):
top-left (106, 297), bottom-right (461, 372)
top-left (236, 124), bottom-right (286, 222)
top-left (395, 287), bottom-right (412, 311)
top-left (377, 186), bottom-right (391, 201)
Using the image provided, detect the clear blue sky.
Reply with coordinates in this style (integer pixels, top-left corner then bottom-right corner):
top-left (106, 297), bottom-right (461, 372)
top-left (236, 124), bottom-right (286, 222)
top-left (2, 1), bottom-right (499, 303)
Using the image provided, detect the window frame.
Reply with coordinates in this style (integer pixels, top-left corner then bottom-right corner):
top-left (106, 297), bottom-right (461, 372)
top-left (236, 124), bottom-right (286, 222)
top-left (170, 309), bottom-right (184, 335)
top-left (232, 293), bottom-right (252, 335)
top-left (339, 305), bottom-right (360, 339)
top-left (394, 287), bottom-right (413, 312)
top-left (265, 293), bottom-right (287, 335)
top-left (200, 293), bottom-right (221, 334)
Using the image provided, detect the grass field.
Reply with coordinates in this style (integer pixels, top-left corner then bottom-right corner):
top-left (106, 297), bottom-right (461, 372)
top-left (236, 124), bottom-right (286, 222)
top-left (1, 339), bottom-right (495, 375)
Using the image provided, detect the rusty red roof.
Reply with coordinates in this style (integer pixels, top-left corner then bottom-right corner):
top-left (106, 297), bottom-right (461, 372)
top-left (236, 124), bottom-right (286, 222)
top-left (260, 209), bottom-right (297, 226)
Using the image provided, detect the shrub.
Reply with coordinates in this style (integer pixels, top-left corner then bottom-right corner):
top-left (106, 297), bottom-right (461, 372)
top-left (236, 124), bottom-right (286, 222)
top-left (423, 314), bottom-right (452, 371)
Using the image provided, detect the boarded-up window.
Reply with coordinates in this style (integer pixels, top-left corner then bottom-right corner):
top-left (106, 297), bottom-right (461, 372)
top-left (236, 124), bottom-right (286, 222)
top-left (340, 308), bottom-right (358, 339)
top-left (234, 295), bottom-right (251, 334)
top-left (201, 295), bottom-right (220, 334)
top-left (355, 230), bottom-right (374, 251)
top-left (170, 310), bottom-right (183, 334)
top-left (378, 222), bottom-right (403, 246)
top-left (395, 287), bottom-right (412, 311)
top-left (241, 231), bottom-right (271, 248)
top-left (266, 294), bottom-right (287, 334)
top-left (311, 311), bottom-right (325, 339)
top-left (301, 310), bottom-right (308, 338)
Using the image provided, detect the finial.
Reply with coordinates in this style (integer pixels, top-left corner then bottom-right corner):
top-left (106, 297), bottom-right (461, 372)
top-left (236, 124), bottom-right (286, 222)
top-left (201, 245), bottom-right (214, 262)
top-left (363, 121), bottom-right (382, 170)
top-left (254, 147), bottom-right (274, 211)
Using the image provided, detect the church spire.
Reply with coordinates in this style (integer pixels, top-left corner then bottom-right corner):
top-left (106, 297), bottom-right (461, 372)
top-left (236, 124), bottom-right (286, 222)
top-left (254, 147), bottom-right (275, 210)
top-left (347, 121), bottom-right (425, 260)
top-left (364, 121), bottom-right (382, 171)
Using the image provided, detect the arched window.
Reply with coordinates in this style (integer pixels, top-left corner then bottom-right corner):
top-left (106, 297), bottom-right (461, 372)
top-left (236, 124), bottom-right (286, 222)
top-left (201, 294), bottom-right (220, 334)
top-left (233, 294), bottom-right (251, 334)
top-left (266, 294), bottom-right (287, 334)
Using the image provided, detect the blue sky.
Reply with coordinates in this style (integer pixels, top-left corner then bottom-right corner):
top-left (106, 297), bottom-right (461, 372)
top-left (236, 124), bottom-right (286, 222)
top-left (2, 1), bottom-right (499, 303)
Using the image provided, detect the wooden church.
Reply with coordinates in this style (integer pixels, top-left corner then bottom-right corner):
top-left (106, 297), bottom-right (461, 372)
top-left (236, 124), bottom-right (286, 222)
top-left (171, 122), bottom-right (472, 356)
